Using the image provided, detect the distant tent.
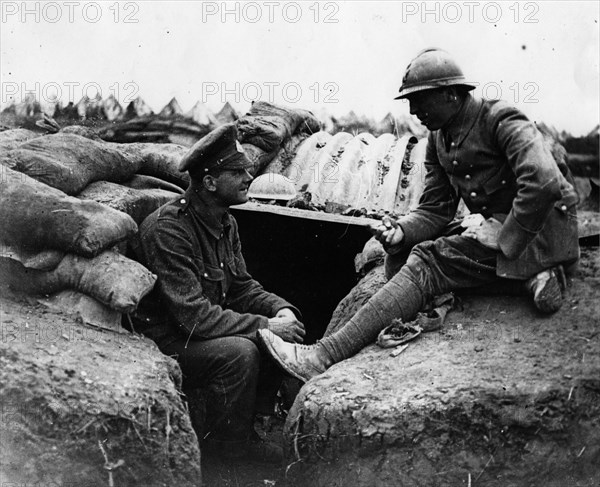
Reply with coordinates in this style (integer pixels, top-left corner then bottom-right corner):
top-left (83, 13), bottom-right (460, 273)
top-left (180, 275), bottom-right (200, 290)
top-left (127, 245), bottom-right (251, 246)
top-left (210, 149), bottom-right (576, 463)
top-left (216, 102), bottom-right (238, 124)
top-left (159, 97), bottom-right (184, 118)
top-left (103, 95), bottom-right (124, 122)
top-left (587, 124), bottom-right (600, 138)
top-left (377, 112), bottom-right (396, 134)
top-left (185, 101), bottom-right (218, 126)
top-left (1, 100), bottom-right (16, 115)
top-left (55, 101), bottom-right (80, 122)
top-left (42, 99), bottom-right (60, 117)
top-left (15, 94), bottom-right (42, 118)
top-left (76, 95), bottom-right (105, 120)
top-left (124, 96), bottom-right (154, 119)
top-left (317, 107), bottom-right (334, 133)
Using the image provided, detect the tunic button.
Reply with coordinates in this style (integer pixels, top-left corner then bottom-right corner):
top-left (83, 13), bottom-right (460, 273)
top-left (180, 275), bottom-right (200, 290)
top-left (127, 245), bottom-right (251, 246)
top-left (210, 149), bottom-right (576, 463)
top-left (220, 263), bottom-right (224, 268)
top-left (482, 206), bottom-right (488, 211)
top-left (180, 198), bottom-right (186, 204)
top-left (452, 160), bottom-right (459, 166)
top-left (465, 174), bottom-right (471, 180)
top-left (470, 192), bottom-right (477, 198)
top-left (451, 142), bottom-right (456, 147)
top-left (501, 180), bottom-right (506, 185)
top-left (561, 205), bottom-right (567, 211)
top-left (203, 272), bottom-right (208, 277)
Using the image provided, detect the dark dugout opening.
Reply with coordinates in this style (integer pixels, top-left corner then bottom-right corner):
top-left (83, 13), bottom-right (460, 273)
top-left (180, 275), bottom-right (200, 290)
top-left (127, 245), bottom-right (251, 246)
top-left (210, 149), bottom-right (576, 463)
top-left (231, 203), bottom-right (373, 343)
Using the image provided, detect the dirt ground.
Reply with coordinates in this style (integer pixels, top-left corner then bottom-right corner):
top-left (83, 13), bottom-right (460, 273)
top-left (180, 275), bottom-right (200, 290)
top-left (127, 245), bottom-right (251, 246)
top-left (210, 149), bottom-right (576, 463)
top-left (0, 287), bottom-right (201, 486)
top-left (283, 247), bottom-right (600, 487)
top-left (201, 246), bottom-right (600, 487)
top-left (1, 247), bottom-right (598, 486)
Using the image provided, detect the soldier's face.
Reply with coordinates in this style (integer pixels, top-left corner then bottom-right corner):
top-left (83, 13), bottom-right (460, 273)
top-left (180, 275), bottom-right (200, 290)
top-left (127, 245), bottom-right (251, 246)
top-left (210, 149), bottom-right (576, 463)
top-left (407, 89), bottom-right (457, 130)
top-left (213, 168), bottom-right (254, 206)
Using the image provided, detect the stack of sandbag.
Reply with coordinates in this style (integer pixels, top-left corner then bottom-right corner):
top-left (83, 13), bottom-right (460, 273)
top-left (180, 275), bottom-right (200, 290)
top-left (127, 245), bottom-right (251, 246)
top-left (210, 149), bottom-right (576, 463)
top-left (236, 101), bottom-right (322, 175)
top-left (57, 126), bottom-right (191, 191)
top-left (7, 133), bottom-right (144, 194)
top-left (0, 164), bottom-right (157, 328)
top-left (0, 131), bottom-right (191, 329)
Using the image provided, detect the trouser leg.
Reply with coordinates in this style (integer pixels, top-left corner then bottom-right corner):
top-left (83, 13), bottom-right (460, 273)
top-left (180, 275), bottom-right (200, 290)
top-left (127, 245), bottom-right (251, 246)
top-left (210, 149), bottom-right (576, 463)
top-left (320, 235), bottom-right (501, 363)
top-left (254, 353), bottom-right (284, 415)
top-left (320, 262), bottom-right (425, 362)
top-left (161, 336), bottom-right (260, 442)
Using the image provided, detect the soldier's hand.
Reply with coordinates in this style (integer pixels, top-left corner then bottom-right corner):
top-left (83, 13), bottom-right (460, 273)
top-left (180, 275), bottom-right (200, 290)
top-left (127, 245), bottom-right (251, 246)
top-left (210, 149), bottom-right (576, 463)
top-left (275, 308), bottom-right (297, 321)
top-left (462, 217), bottom-right (501, 250)
top-left (369, 216), bottom-right (404, 247)
top-left (267, 317), bottom-right (306, 343)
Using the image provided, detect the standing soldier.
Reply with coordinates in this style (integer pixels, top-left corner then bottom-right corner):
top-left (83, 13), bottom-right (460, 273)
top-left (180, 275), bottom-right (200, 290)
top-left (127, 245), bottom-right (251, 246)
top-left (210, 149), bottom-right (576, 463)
top-left (259, 47), bottom-right (580, 382)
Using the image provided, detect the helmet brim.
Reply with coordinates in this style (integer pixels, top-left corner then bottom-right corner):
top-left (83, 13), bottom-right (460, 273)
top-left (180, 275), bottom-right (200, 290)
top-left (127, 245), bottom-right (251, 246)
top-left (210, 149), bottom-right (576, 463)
top-left (395, 80), bottom-right (476, 100)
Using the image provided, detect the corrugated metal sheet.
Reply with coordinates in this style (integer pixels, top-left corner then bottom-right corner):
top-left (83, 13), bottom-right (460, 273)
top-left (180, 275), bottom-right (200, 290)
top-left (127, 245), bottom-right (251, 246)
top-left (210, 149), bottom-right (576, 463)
top-left (258, 131), bottom-right (428, 215)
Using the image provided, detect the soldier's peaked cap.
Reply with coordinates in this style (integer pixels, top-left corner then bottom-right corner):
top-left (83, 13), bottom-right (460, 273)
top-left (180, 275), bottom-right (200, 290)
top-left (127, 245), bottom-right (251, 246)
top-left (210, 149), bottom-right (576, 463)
top-left (179, 123), bottom-right (252, 175)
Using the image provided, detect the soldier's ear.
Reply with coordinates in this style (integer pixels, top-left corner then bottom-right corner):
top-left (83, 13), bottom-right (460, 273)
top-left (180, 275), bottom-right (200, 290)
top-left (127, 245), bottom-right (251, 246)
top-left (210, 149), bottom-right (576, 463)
top-left (203, 174), bottom-right (218, 192)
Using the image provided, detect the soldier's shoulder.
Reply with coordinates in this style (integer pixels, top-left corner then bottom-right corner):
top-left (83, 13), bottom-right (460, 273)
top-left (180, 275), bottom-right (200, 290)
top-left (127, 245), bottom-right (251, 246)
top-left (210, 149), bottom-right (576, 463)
top-left (482, 98), bottom-right (528, 121)
top-left (140, 197), bottom-right (187, 231)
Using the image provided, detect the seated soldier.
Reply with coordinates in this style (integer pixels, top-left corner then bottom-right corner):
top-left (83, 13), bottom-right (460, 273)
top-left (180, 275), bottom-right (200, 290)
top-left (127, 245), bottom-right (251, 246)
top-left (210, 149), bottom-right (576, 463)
top-left (258, 47), bottom-right (580, 383)
top-left (132, 123), bottom-right (305, 463)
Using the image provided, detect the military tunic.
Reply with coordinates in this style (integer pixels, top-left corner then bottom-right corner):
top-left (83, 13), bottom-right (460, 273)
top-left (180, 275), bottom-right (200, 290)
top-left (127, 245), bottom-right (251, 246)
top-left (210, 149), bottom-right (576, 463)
top-left (391, 95), bottom-right (579, 279)
top-left (132, 188), bottom-right (297, 347)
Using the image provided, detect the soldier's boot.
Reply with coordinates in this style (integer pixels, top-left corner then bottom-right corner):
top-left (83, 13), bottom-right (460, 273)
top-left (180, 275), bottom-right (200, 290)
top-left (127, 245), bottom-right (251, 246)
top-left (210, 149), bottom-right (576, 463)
top-left (259, 265), bottom-right (426, 382)
top-left (526, 265), bottom-right (566, 314)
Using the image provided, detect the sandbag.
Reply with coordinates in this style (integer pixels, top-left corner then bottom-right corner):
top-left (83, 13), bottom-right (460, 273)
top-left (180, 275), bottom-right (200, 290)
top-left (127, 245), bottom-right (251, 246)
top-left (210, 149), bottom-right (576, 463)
top-left (0, 128), bottom-right (40, 151)
top-left (78, 181), bottom-right (179, 224)
top-left (37, 290), bottom-right (123, 332)
top-left (116, 142), bottom-right (190, 190)
top-left (241, 143), bottom-right (276, 176)
top-left (0, 250), bottom-right (156, 313)
top-left (237, 101), bottom-right (321, 153)
top-left (0, 243), bottom-right (65, 271)
top-left (260, 133), bottom-right (309, 177)
top-left (0, 166), bottom-right (137, 257)
top-left (61, 125), bottom-right (102, 140)
top-left (122, 174), bottom-right (185, 194)
top-left (9, 133), bottom-right (143, 194)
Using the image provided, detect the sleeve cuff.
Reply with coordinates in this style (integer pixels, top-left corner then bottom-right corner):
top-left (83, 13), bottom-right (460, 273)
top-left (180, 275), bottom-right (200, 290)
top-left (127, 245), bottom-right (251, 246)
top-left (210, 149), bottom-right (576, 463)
top-left (258, 316), bottom-right (270, 329)
top-left (273, 304), bottom-right (303, 321)
top-left (498, 210), bottom-right (538, 260)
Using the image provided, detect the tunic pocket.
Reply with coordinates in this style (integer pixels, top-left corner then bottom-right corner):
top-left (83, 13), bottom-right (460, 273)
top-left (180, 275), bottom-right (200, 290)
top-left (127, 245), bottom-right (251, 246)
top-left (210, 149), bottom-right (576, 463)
top-left (199, 263), bottom-right (225, 304)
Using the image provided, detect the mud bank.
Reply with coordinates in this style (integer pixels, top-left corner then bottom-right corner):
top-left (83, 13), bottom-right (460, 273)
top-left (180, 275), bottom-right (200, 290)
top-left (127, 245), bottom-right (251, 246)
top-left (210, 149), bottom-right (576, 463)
top-left (0, 288), bottom-right (202, 486)
top-left (284, 249), bottom-right (600, 487)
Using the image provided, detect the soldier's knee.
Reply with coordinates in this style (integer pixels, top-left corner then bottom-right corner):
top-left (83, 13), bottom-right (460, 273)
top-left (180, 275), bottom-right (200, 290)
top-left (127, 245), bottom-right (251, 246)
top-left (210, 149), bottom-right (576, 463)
top-left (384, 252), bottom-right (409, 281)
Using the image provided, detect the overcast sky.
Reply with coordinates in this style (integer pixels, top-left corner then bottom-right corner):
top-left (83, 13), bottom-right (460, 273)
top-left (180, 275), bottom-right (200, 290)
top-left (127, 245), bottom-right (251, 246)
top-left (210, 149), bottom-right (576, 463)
top-left (1, 1), bottom-right (598, 135)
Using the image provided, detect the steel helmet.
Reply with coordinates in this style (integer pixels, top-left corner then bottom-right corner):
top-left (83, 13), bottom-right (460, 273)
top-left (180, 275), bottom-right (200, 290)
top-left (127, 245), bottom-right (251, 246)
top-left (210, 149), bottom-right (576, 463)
top-left (395, 48), bottom-right (476, 99)
top-left (247, 173), bottom-right (297, 201)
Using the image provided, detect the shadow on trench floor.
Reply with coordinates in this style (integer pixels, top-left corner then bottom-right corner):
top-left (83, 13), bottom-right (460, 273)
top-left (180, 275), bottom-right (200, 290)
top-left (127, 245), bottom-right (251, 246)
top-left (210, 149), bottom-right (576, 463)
top-left (201, 415), bottom-right (291, 487)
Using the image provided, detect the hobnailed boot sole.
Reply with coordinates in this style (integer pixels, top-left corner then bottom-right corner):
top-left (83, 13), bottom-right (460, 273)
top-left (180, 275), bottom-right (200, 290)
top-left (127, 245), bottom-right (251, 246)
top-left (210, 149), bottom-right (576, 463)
top-left (530, 266), bottom-right (565, 314)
